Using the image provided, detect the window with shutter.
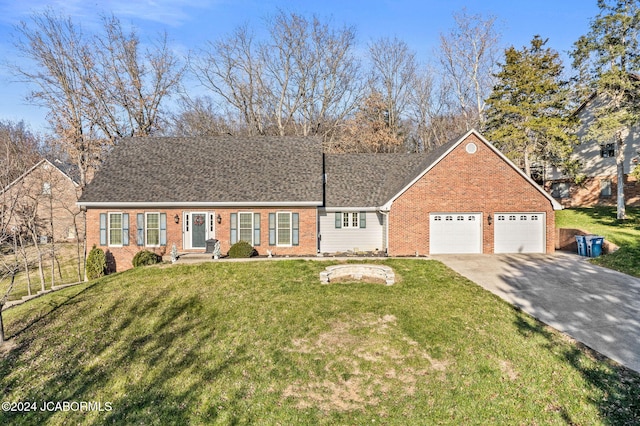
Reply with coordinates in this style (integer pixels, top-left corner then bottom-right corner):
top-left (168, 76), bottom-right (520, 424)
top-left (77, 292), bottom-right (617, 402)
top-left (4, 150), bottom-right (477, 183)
top-left (108, 213), bottom-right (123, 246)
top-left (146, 213), bottom-right (160, 246)
top-left (340, 212), bottom-right (360, 228)
top-left (277, 212), bottom-right (292, 246)
top-left (238, 212), bottom-right (253, 244)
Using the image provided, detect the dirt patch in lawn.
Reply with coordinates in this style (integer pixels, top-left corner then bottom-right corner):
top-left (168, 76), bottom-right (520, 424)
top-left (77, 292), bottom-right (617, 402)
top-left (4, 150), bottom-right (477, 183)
top-left (0, 338), bottom-right (18, 358)
top-left (283, 313), bottom-right (450, 412)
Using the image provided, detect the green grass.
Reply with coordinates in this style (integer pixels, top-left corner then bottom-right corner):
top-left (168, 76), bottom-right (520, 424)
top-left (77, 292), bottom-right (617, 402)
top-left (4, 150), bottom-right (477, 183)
top-left (556, 206), bottom-right (640, 276)
top-left (1, 243), bottom-right (84, 301)
top-left (1, 260), bottom-right (639, 425)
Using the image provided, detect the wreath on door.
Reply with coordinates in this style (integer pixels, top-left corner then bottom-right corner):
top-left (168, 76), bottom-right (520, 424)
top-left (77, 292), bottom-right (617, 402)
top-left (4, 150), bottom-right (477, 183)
top-left (194, 215), bottom-right (205, 226)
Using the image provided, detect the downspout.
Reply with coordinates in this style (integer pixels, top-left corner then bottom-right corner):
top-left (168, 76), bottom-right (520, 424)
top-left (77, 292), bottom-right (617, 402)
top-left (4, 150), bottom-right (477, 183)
top-left (378, 208), bottom-right (390, 256)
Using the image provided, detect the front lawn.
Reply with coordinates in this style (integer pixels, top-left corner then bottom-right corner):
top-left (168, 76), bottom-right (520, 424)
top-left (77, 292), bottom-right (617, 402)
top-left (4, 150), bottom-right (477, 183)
top-left (556, 206), bottom-right (640, 276)
top-left (1, 260), bottom-right (638, 425)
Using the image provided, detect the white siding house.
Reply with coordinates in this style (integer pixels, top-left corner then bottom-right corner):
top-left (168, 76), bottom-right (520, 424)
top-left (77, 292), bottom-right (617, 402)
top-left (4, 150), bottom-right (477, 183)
top-left (318, 209), bottom-right (385, 253)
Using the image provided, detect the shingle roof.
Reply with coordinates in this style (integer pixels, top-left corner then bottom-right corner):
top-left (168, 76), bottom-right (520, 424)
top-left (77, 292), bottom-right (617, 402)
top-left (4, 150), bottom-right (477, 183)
top-left (79, 136), bottom-right (324, 204)
top-left (324, 138), bottom-right (458, 207)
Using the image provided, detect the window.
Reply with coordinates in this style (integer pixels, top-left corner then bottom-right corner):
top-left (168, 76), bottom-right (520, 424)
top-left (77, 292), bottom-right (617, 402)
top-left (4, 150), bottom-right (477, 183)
top-left (601, 179), bottom-right (612, 198)
top-left (239, 212), bottom-right (253, 243)
top-left (551, 182), bottom-right (570, 199)
top-left (146, 213), bottom-right (160, 246)
top-left (230, 212), bottom-right (260, 246)
top-left (270, 212), bottom-right (299, 246)
top-left (136, 213), bottom-right (167, 247)
top-left (277, 212), bottom-right (291, 246)
top-left (343, 212), bottom-right (359, 228)
top-left (600, 143), bottom-right (615, 158)
top-left (42, 182), bottom-right (51, 195)
top-left (334, 211), bottom-right (366, 229)
top-left (109, 213), bottom-right (123, 246)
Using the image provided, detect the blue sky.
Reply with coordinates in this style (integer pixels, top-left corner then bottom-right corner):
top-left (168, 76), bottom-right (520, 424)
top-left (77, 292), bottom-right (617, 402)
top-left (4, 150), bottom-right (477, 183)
top-left (0, 0), bottom-right (600, 133)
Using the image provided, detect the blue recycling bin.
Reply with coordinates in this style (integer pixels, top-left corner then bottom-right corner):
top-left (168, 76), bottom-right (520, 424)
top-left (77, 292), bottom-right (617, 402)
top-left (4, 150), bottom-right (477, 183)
top-left (589, 237), bottom-right (604, 258)
top-left (575, 235), bottom-right (587, 256)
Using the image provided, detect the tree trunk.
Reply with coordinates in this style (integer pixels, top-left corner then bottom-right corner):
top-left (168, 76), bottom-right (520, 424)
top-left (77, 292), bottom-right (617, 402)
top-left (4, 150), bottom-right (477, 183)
top-left (18, 234), bottom-right (31, 296)
top-left (616, 133), bottom-right (626, 220)
top-left (32, 237), bottom-right (46, 293)
top-left (0, 275), bottom-right (16, 344)
top-left (0, 306), bottom-right (5, 344)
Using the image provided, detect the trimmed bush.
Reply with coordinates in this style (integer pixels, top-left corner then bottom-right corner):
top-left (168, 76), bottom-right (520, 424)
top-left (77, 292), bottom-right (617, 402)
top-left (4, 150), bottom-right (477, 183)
top-left (132, 250), bottom-right (163, 268)
top-left (86, 245), bottom-right (107, 280)
top-left (228, 241), bottom-right (257, 258)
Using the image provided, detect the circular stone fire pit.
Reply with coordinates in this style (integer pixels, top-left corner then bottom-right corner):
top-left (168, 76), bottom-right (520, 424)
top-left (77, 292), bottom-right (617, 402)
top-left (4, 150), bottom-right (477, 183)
top-left (319, 264), bottom-right (395, 286)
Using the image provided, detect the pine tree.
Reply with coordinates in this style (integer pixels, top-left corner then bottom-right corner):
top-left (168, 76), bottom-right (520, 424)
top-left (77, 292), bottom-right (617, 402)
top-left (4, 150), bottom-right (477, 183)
top-left (484, 35), bottom-right (577, 178)
top-left (572, 0), bottom-right (640, 220)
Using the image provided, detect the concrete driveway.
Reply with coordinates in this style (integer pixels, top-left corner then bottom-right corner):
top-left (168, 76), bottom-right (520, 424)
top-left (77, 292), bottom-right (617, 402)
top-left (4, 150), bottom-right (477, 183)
top-left (432, 252), bottom-right (640, 373)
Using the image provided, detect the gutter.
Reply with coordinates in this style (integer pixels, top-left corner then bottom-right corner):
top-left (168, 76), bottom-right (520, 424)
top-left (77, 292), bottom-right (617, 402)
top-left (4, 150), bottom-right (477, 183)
top-left (77, 201), bottom-right (323, 208)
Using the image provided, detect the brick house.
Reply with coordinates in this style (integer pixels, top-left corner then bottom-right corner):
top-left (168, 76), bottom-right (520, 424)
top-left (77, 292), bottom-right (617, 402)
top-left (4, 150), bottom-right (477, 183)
top-left (2, 158), bottom-right (83, 242)
top-left (545, 93), bottom-right (640, 207)
top-left (78, 130), bottom-right (561, 271)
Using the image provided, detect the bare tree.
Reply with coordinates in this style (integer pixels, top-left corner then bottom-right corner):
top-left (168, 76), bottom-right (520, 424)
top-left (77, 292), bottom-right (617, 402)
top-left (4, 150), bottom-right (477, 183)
top-left (13, 10), bottom-right (185, 187)
top-left (91, 15), bottom-right (185, 138)
top-left (438, 8), bottom-right (501, 130)
top-left (170, 96), bottom-right (237, 136)
top-left (191, 11), bottom-right (362, 140)
top-left (0, 176), bottom-right (20, 343)
top-left (367, 36), bottom-right (417, 140)
top-left (14, 11), bottom-right (109, 188)
top-left (191, 24), bottom-right (268, 136)
top-left (260, 12), bottom-right (363, 138)
top-left (406, 66), bottom-right (469, 151)
top-left (276, 13), bottom-right (362, 139)
top-left (0, 262), bottom-right (20, 344)
top-left (0, 120), bottom-right (41, 183)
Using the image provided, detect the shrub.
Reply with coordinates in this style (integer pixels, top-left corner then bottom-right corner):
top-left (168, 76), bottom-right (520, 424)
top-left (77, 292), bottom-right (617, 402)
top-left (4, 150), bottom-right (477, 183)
top-left (132, 250), bottom-right (163, 268)
top-left (228, 240), bottom-right (257, 258)
top-left (86, 245), bottom-right (107, 280)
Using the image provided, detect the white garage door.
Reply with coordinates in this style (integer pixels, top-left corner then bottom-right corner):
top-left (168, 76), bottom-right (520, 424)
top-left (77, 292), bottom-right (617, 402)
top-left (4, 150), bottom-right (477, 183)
top-left (494, 213), bottom-right (545, 253)
top-left (429, 213), bottom-right (482, 254)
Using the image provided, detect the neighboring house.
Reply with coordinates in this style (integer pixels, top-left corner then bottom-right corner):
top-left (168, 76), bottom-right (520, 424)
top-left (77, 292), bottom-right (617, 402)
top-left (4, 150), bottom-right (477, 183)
top-left (545, 94), bottom-right (640, 207)
top-left (2, 158), bottom-right (84, 242)
top-left (78, 130), bottom-right (562, 271)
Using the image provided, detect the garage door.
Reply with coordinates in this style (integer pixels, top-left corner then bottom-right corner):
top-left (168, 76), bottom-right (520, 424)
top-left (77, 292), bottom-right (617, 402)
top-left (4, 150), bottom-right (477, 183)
top-left (494, 213), bottom-right (545, 253)
top-left (429, 213), bottom-right (482, 254)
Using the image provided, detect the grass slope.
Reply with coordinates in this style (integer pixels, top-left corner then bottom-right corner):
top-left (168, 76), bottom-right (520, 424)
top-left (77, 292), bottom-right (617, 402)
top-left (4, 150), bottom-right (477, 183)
top-left (557, 207), bottom-right (640, 276)
top-left (1, 260), bottom-right (639, 425)
top-left (1, 243), bottom-right (84, 301)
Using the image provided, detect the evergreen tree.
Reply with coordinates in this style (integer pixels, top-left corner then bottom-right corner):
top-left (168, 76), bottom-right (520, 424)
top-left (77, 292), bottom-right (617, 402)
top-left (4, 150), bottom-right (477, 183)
top-left (572, 0), bottom-right (640, 220)
top-left (484, 35), bottom-right (577, 179)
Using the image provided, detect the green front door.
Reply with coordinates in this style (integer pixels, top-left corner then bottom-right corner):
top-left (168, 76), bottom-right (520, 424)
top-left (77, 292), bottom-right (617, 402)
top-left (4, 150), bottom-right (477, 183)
top-left (192, 213), bottom-right (207, 248)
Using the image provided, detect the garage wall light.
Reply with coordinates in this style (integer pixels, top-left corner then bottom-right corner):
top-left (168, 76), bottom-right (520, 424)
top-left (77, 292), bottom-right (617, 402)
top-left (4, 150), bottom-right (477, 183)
top-left (174, 214), bottom-right (180, 224)
top-left (487, 214), bottom-right (493, 225)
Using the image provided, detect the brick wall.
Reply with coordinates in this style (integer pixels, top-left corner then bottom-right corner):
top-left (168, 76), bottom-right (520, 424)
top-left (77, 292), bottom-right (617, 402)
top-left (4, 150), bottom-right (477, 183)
top-left (85, 206), bottom-right (318, 271)
top-left (388, 134), bottom-right (556, 255)
top-left (546, 175), bottom-right (640, 207)
top-left (3, 161), bottom-right (84, 242)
